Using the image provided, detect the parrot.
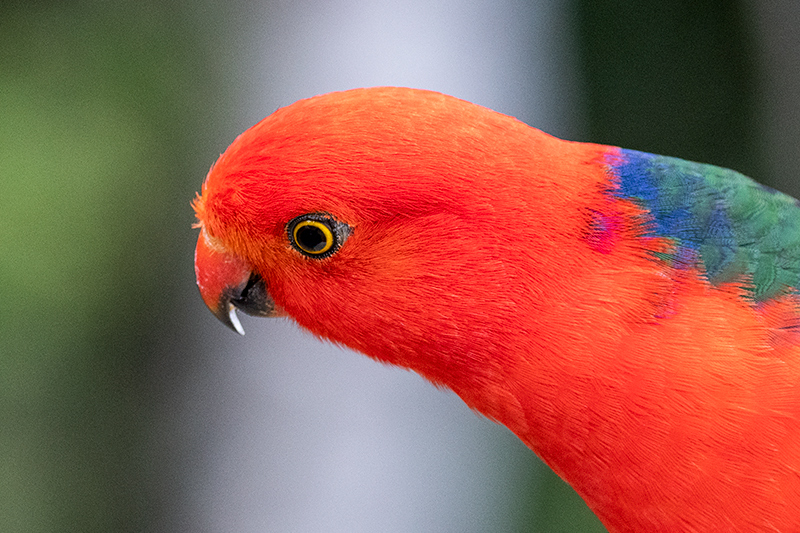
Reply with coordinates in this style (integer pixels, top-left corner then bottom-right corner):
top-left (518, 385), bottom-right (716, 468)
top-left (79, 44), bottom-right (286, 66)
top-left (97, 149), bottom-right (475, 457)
top-left (193, 86), bottom-right (800, 532)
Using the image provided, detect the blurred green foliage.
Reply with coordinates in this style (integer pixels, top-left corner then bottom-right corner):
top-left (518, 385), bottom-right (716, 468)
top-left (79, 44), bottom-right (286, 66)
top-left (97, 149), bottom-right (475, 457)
top-left (0, 2), bottom-right (236, 530)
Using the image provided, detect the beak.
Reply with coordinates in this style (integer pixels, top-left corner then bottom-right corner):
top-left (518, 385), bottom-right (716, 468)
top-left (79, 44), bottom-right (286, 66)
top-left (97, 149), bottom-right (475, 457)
top-left (194, 230), bottom-right (278, 335)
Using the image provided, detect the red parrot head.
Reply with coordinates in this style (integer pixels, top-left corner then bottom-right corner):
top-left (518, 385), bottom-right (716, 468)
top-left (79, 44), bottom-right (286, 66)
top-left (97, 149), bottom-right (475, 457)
top-left (193, 86), bottom-right (605, 405)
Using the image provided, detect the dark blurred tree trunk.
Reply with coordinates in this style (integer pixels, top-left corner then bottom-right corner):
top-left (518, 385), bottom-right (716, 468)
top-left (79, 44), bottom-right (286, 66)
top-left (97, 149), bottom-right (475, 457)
top-left (573, 0), bottom-right (762, 177)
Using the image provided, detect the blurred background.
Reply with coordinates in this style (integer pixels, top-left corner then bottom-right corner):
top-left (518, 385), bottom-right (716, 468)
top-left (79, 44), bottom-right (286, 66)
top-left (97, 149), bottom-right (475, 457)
top-left (2, 1), bottom-right (798, 531)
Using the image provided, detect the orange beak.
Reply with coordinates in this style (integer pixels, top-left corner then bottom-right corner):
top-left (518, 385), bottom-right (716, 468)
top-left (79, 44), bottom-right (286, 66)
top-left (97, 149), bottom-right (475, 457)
top-left (194, 229), bottom-right (277, 335)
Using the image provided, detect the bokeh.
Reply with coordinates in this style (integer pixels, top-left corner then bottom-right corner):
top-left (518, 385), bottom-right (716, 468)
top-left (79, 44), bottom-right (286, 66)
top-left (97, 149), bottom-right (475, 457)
top-left (2, 1), bottom-right (798, 532)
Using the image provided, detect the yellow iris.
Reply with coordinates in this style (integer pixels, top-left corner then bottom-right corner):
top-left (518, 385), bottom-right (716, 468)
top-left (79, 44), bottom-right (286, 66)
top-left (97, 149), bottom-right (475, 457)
top-left (292, 219), bottom-right (334, 255)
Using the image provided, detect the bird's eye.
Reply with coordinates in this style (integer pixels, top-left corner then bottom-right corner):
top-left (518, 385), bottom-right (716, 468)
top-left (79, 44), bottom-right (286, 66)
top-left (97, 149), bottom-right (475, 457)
top-left (293, 220), bottom-right (333, 255)
top-left (287, 213), bottom-right (349, 258)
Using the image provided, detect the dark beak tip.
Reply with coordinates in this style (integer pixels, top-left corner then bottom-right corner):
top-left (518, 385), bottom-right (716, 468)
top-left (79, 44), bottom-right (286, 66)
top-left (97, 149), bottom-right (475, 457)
top-left (211, 274), bottom-right (276, 335)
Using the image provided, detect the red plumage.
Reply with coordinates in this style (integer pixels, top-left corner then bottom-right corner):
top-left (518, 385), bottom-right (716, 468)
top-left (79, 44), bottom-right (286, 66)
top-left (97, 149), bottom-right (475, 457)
top-left (194, 87), bottom-right (800, 531)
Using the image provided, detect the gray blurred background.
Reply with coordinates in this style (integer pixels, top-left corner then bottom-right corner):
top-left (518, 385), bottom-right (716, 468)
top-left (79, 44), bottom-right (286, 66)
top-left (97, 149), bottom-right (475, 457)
top-left (2, 1), bottom-right (798, 531)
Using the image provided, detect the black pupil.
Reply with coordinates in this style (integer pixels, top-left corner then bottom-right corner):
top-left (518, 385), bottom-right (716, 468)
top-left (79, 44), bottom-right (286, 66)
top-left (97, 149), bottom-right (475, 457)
top-left (298, 225), bottom-right (328, 252)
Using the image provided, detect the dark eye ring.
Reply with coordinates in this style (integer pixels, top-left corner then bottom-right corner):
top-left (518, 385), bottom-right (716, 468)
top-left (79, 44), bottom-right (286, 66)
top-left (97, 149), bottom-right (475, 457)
top-left (287, 213), bottom-right (350, 258)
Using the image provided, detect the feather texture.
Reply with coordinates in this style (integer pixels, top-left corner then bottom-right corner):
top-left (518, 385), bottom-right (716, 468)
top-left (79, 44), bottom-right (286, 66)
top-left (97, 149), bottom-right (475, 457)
top-left (194, 87), bottom-right (800, 532)
top-left (612, 149), bottom-right (800, 300)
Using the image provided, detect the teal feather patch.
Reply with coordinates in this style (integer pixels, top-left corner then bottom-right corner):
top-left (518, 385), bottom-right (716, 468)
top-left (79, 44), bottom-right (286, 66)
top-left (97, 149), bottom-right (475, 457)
top-left (610, 149), bottom-right (800, 301)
